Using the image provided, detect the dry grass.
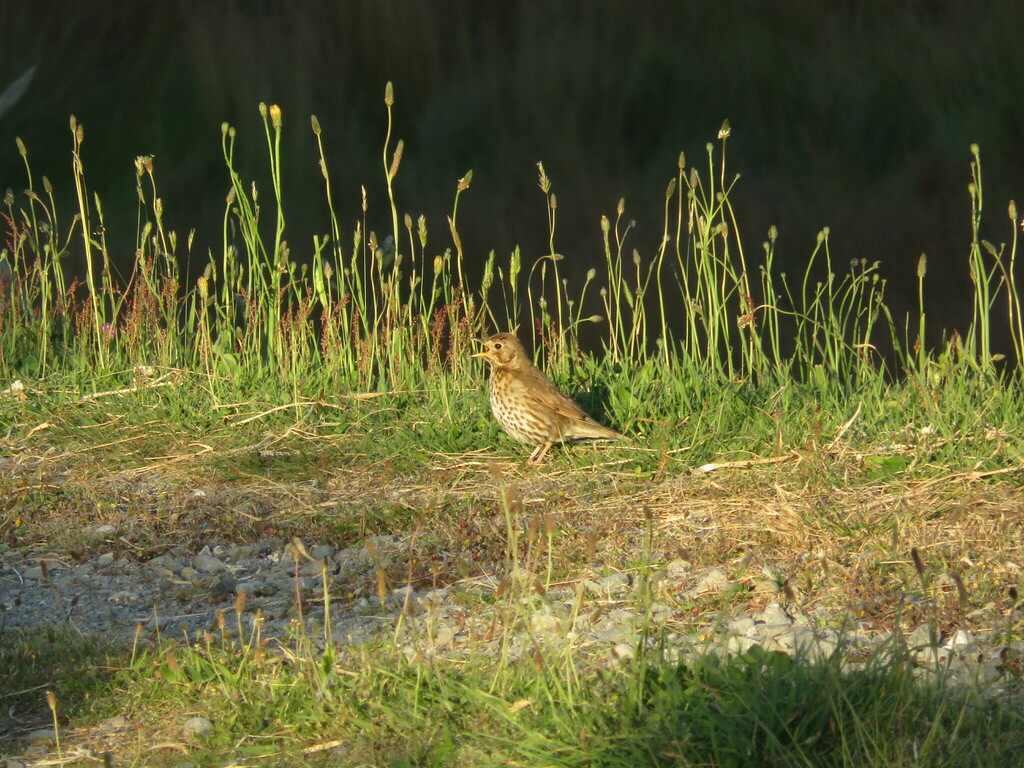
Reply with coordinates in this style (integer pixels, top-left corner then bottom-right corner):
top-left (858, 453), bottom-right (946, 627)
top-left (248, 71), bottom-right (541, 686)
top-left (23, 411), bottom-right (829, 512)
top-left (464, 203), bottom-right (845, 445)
top-left (4, 427), bottom-right (1023, 647)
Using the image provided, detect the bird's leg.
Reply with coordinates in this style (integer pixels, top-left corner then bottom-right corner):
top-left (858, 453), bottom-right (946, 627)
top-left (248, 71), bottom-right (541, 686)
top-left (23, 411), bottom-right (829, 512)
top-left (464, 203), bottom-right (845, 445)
top-left (527, 440), bottom-right (553, 465)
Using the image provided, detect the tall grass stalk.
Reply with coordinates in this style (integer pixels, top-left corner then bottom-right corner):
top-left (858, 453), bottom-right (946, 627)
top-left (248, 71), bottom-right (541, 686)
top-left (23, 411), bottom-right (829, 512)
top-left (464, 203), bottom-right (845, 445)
top-left (1, 87), bottom-right (1021, 442)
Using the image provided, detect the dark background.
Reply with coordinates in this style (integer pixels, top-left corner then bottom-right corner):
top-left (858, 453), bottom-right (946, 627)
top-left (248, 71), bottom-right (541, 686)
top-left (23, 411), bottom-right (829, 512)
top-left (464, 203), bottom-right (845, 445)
top-left (2, 0), bottom-right (1022, 348)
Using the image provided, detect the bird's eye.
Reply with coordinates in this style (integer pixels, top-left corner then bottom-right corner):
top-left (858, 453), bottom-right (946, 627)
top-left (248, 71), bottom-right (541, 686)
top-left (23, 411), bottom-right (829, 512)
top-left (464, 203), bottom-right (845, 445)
top-left (494, 343), bottom-right (503, 349)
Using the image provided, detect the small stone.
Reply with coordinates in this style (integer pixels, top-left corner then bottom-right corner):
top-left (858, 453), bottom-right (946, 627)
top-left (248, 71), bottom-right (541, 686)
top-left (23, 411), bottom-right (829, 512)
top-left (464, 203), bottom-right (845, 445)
top-left (208, 574), bottom-right (237, 596)
top-left (433, 626), bottom-right (455, 647)
top-left (226, 544), bottom-right (258, 562)
top-left (728, 617), bottom-right (756, 635)
top-left (422, 588), bottom-right (450, 606)
top-left (915, 646), bottom-right (951, 665)
top-left (89, 524), bottom-right (118, 538)
top-left (149, 555), bottom-right (183, 573)
top-left (690, 568), bottom-right (729, 595)
top-left (974, 662), bottom-right (1002, 684)
top-left (300, 559), bottom-right (329, 578)
top-left (309, 545), bottom-right (336, 560)
top-left (908, 624), bottom-right (940, 649)
top-left (182, 716), bottom-right (213, 738)
top-left (726, 635), bottom-right (757, 654)
top-left (612, 643), bottom-right (635, 661)
top-left (756, 603), bottom-right (793, 636)
top-left (597, 572), bottom-right (631, 593)
top-left (392, 585), bottom-right (415, 602)
top-left (93, 552), bottom-right (116, 567)
top-left (944, 629), bottom-right (975, 651)
top-left (665, 558), bottom-right (690, 577)
top-left (99, 715), bottom-right (131, 732)
top-left (753, 578), bottom-right (783, 595)
top-left (25, 728), bottom-right (56, 746)
top-left (530, 613), bottom-right (564, 635)
top-left (193, 554), bottom-right (227, 573)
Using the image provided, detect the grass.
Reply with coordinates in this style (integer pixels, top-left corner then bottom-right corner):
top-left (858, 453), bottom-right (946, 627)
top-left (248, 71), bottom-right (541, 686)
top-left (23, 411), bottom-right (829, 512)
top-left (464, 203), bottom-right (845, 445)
top-left (2, 84), bottom-right (1024, 764)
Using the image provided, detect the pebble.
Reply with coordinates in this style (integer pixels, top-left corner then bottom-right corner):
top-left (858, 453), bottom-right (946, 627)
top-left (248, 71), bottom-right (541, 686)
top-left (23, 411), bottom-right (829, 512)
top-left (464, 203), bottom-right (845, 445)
top-left (182, 716), bottom-right (213, 739)
top-left (23, 729), bottom-right (55, 747)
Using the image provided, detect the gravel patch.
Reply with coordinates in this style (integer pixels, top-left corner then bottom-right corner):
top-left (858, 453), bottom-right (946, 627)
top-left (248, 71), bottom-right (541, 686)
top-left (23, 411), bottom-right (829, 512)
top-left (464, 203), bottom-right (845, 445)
top-left (3, 533), bottom-right (1022, 696)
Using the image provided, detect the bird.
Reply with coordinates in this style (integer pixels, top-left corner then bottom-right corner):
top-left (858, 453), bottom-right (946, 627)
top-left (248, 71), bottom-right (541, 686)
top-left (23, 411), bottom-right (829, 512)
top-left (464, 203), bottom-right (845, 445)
top-left (471, 332), bottom-right (624, 464)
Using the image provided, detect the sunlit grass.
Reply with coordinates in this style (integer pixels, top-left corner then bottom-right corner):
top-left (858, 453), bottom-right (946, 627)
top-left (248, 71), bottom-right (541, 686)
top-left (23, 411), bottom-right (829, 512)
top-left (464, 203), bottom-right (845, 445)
top-left (2, 84), bottom-right (1023, 476)
top-left (3, 82), bottom-right (1024, 766)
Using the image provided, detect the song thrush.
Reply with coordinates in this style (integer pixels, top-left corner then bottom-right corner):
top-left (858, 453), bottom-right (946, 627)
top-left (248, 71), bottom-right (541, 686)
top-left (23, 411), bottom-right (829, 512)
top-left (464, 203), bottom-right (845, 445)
top-left (472, 333), bottom-right (624, 463)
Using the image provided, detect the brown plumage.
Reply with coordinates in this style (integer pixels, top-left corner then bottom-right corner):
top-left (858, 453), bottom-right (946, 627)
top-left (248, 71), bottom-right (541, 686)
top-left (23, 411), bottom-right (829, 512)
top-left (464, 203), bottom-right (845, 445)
top-left (472, 332), bottom-right (624, 463)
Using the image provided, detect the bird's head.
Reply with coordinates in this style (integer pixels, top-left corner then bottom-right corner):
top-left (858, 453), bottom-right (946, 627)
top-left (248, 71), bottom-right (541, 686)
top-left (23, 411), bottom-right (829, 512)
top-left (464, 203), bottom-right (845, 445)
top-left (471, 333), bottom-right (528, 369)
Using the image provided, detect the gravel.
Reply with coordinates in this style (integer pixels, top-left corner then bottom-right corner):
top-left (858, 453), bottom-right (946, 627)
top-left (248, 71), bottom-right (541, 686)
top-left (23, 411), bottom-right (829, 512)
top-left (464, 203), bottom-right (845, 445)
top-left (2, 533), bottom-right (1022, 696)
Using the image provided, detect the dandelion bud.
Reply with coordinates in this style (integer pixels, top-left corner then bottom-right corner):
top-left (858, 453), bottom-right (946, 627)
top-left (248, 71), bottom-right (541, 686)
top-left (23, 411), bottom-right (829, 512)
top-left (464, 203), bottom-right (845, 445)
top-left (43, 176), bottom-right (52, 195)
top-left (269, 105), bottom-right (282, 128)
top-left (601, 215), bottom-right (610, 233)
top-left (678, 151), bottom-right (685, 169)
top-left (16, 137), bottom-right (26, 157)
top-left (718, 119), bottom-right (731, 140)
top-left (258, 102), bottom-right (268, 118)
top-left (311, 114), bottom-right (321, 135)
top-left (586, 315), bottom-right (603, 323)
top-left (385, 81), bottom-right (394, 106)
top-left (666, 178), bottom-right (676, 199)
top-left (586, 268), bottom-right (596, 280)
top-left (221, 122), bottom-right (229, 136)
top-left (458, 170), bottom-right (473, 191)
top-left (1009, 200), bottom-right (1017, 221)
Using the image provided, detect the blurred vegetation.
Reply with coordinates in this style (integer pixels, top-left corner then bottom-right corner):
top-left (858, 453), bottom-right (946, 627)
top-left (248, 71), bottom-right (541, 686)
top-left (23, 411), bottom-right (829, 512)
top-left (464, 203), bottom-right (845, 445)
top-left (2, 0), bottom-right (1023, 349)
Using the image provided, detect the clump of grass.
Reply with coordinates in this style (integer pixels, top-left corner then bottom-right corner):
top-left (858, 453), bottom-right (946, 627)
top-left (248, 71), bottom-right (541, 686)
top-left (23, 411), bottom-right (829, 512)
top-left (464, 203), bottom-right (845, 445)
top-left (2, 84), bottom-right (1022, 476)
top-left (9, 602), bottom-right (1021, 766)
top-left (0, 628), bottom-right (122, 755)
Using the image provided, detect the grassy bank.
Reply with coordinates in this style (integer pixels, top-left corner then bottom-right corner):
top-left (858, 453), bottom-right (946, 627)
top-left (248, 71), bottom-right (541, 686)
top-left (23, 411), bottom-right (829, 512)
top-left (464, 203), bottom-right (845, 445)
top-left (2, 85), bottom-right (1023, 765)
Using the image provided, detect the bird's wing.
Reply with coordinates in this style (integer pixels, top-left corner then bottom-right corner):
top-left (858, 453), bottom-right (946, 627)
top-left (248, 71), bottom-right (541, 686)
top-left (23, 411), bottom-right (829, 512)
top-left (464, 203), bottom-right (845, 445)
top-left (507, 370), bottom-right (592, 422)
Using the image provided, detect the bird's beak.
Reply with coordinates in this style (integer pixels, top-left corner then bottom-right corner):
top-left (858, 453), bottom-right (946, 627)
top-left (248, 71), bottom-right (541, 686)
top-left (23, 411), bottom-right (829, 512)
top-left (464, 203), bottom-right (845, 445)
top-left (470, 338), bottom-right (488, 358)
